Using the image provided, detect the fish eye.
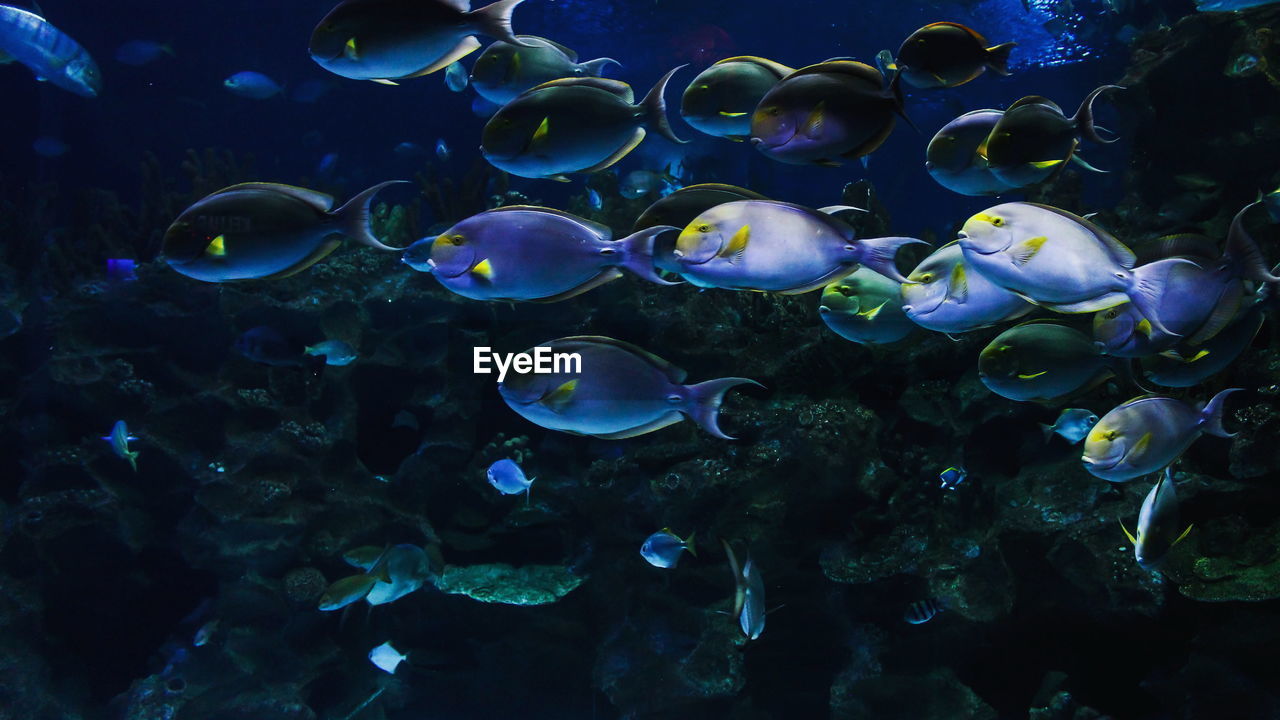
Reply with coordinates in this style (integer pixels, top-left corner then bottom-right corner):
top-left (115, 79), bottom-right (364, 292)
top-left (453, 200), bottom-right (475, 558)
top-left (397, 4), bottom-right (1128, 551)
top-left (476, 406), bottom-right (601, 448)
top-left (837, 285), bottom-right (853, 296)
top-left (920, 273), bottom-right (934, 283)
top-left (991, 217), bottom-right (1004, 227)
top-left (1104, 430), bottom-right (1118, 441)
top-left (1105, 309), bottom-right (1118, 319)
top-left (696, 224), bottom-right (711, 233)
top-left (449, 235), bottom-right (465, 245)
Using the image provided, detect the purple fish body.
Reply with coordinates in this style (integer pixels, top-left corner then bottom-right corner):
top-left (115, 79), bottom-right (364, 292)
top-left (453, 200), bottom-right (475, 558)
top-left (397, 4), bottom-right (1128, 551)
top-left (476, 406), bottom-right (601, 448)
top-left (418, 206), bottom-right (677, 302)
top-left (926, 110), bottom-right (1018, 196)
top-left (1083, 389), bottom-right (1238, 482)
top-left (750, 60), bottom-right (902, 165)
top-left (497, 336), bottom-right (759, 439)
top-left (900, 242), bottom-right (1033, 333)
top-left (673, 200), bottom-right (924, 293)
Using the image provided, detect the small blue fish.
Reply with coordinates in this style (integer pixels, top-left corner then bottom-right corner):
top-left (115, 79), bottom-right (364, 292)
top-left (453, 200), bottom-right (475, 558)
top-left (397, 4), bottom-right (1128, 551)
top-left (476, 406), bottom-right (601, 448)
top-left (587, 187), bottom-right (602, 211)
top-left (304, 339), bottom-right (358, 366)
top-left (368, 641), bottom-right (408, 674)
top-left (487, 458), bottom-right (534, 502)
top-left (640, 528), bottom-right (696, 569)
top-left (0, 5), bottom-right (102, 97)
top-left (223, 71), bottom-right (283, 99)
top-left (32, 136), bottom-right (68, 158)
top-left (102, 420), bottom-right (139, 471)
top-left (316, 152), bottom-right (339, 176)
top-left (939, 466), bottom-right (966, 490)
top-left (903, 598), bottom-right (946, 624)
top-left (435, 138), bottom-right (451, 162)
top-left (291, 79), bottom-right (330, 103)
top-left (444, 60), bottom-right (468, 92)
top-left (1041, 408), bottom-right (1099, 445)
top-left (106, 258), bottom-right (137, 283)
top-left (114, 40), bottom-right (172, 66)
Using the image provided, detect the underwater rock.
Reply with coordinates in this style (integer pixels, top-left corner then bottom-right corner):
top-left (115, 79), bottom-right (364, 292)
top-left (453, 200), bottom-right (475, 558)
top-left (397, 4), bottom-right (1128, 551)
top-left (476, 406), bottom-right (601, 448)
top-left (1178, 521), bottom-right (1280, 602)
top-left (830, 667), bottom-right (996, 720)
top-left (432, 563), bottom-right (585, 605)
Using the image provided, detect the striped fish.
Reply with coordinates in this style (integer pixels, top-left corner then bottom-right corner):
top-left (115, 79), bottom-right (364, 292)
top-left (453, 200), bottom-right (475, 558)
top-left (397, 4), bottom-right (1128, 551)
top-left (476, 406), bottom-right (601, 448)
top-left (903, 598), bottom-right (945, 625)
top-left (0, 4), bottom-right (101, 97)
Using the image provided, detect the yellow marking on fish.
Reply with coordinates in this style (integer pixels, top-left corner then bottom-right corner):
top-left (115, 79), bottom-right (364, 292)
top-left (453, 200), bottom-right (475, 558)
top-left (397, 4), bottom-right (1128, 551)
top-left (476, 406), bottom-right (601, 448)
top-left (1120, 520), bottom-right (1138, 545)
top-left (1011, 236), bottom-right (1047, 266)
top-left (971, 212), bottom-right (1004, 227)
top-left (975, 136), bottom-right (990, 161)
top-left (1131, 432), bottom-right (1153, 457)
top-left (719, 224), bottom-right (750, 261)
top-left (1029, 159), bottom-right (1067, 169)
top-left (858, 301), bottom-right (889, 320)
top-left (1087, 426), bottom-right (1112, 445)
top-left (719, 111), bottom-right (748, 117)
top-left (948, 263), bottom-right (968, 303)
top-left (1136, 319), bottom-right (1153, 338)
top-left (371, 79), bottom-right (399, 86)
top-left (1173, 524), bottom-right (1193, 546)
top-left (344, 37), bottom-right (359, 61)
top-left (1186, 349), bottom-right (1210, 362)
top-left (532, 116), bottom-right (551, 146)
top-left (1017, 371), bottom-right (1047, 380)
top-left (206, 235), bottom-right (226, 257)
top-left (471, 258), bottom-right (494, 279)
top-left (541, 379), bottom-right (578, 412)
top-left (509, 52), bottom-right (521, 80)
top-left (803, 100), bottom-right (826, 138)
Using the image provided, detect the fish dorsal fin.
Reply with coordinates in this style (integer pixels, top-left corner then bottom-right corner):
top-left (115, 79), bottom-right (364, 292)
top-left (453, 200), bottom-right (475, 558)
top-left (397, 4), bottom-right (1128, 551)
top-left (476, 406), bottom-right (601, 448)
top-left (1007, 95), bottom-right (1061, 113)
top-left (791, 60), bottom-right (883, 85)
top-left (219, 183), bottom-right (335, 211)
top-left (1142, 233), bottom-right (1219, 262)
top-left (922, 21), bottom-right (988, 44)
top-left (718, 224), bottom-right (750, 262)
top-left (528, 76), bottom-right (634, 103)
top-left (343, 545), bottom-right (386, 571)
top-left (948, 262), bottom-right (969, 303)
top-left (524, 35), bottom-right (577, 61)
top-left (555, 335), bottom-right (688, 383)
top-left (1021, 202), bottom-right (1136, 268)
top-left (715, 55), bottom-right (795, 79)
top-left (679, 183), bottom-right (770, 200)
top-left (1120, 520), bottom-right (1138, 545)
top-left (539, 379), bottom-right (578, 412)
top-left (488, 205), bottom-right (612, 240)
top-left (577, 127), bottom-right (646, 174)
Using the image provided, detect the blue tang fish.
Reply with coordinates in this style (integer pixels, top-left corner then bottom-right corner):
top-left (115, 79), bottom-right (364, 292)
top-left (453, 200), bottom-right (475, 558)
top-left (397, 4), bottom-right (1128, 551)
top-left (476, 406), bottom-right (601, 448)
top-left (309, 0), bottom-right (533, 83)
top-left (102, 420), bottom-right (139, 471)
top-left (444, 60), bottom-right (467, 91)
top-left (672, 200), bottom-right (926, 292)
top-left (163, 181), bottom-right (405, 282)
top-left (640, 528), bottom-right (695, 569)
top-left (497, 336), bottom-right (760, 440)
top-left (1083, 389), bottom-right (1239, 482)
top-left (0, 4), bottom-right (101, 97)
top-left (487, 458), bottom-right (533, 502)
top-left (900, 241), bottom-right (1033, 334)
top-left (959, 203), bottom-right (1191, 336)
top-left (938, 466), bottom-right (966, 490)
top-left (407, 206), bottom-right (679, 302)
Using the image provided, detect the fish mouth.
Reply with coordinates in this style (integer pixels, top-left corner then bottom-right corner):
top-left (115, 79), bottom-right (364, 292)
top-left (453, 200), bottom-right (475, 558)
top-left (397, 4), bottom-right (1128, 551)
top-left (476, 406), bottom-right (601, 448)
top-left (1082, 451), bottom-right (1124, 472)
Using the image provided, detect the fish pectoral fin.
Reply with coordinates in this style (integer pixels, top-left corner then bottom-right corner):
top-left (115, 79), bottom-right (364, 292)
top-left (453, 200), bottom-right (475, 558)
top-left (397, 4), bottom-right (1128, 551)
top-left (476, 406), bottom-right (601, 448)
top-left (717, 224), bottom-right (750, 262)
top-left (206, 235), bottom-right (227, 257)
top-left (1016, 370), bottom-right (1048, 379)
top-left (344, 37), bottom-right (360, 61)
top-left (547, 174), bottom-right (572, 182)
top-left (858, 300), bottom-right (889, 320)
top-left (531, 116), bottom-right (551, 149)
top-left (1136, 319), bottom-right (1153, 338)
top-left (260, 239), bottom-right (342, 279)
top-left (1028, 159), bottom-right (1067, 169)
top-left (1173, 524), bottom-right (1194, 546)
top-left (1010, 235), bottom-right (1048, 266)
top-left (1120, 520), bottom-right (1138, 545)
top-left (577, 127), bottom-right (646, 174)
top-left (803, 100), bottom-right (826, 139)
top-left (718, 111), bottom-right (749, 117)
top-left (1071, 154), bottom-right (1109, 173)
top-left (947, 262), bottom-right (969, 303)
top-left (370, 79), bottom-right (399, 86)
top-left (539, 379), bottom-right (578, 413)
top-left (1131, 432), bottom-right (1153, 456)
top-left (410, 36), bottom-right (483, 78)
top-left (470, 258), bottom-right (494, 280)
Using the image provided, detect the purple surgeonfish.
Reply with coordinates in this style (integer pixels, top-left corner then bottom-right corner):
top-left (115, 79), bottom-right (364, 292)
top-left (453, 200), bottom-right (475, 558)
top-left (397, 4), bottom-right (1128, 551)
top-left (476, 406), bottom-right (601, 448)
top-left (893, 22), bottom-right (1015, 90)
top-left (497, 336), bottom-right (761, 440)
top-left (978, 321), bottom-right (1125, 404)
top-left (900, 241), bottom-right (1033, 333)
top-left (818, 268), bottom-right (915, 345)
top-left (983, 86), bottom-right (1122, 188)
top-left (926, 110), bottom-right (1019, 196)
top-left (1082, 389), bottom-right (1239, 482)
top-left (403, 206), bottom-right (679, 302)
top-left (958, 202), bottom-right (1193, 336)
top-left (670, 200), bottom-right (926, 293)
top-left (309, 0), bottom-right (533, 83)
top-left (681, 56), bottom-right (794, 141)
top-left (1094, 203), bottom-right (1280, 357)
top-left (1143, 289), bottom-right (1275, 388)
top-left (1122, 468), bottom-right (1193, 570)
top-left (750, 59), bottom-right (906, 166)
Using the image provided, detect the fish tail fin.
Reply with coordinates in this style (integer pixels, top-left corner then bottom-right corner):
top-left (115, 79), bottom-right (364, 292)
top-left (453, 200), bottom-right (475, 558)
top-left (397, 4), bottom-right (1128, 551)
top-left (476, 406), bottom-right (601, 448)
top-left (334, 181), bottom-right (410, 251)
top-left (1226, 203), bottom-right (1280, 283)
top-left (1073, 84), bottom-right (1124, 144)
top-left (1040, 422), bottom-right (1055, 443)
top-left (1198, 388), bottom-right (1242, 438)
top-left (617, 225), bottom-right (683, 285)
top-left (684, 532), bottom-right (696, 557)
top-left (887, 70), bottom-right (919, 133)
top-left (985, 42), bottom-right (1016, 76)
top-left (127, 450), bottom-right (139, 472)
top-left (641, 65), bottom-right (688, 144)
top-left (580, 57), bottom-right (622, 77)
top-left (468, 0), bottom-right (533, 46)
top-left (855, 236), bottom-right (929, 283)
top-left (684, 378), bottom-right (762, 440)
top-left (1127, 258), bottom-right (1200, 337)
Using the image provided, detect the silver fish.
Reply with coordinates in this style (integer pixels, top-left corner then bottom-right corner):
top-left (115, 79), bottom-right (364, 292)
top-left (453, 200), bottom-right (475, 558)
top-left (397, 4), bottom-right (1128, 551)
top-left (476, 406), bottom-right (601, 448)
top-left (0, 4), bottom-right (101, 97)
top-left (1121, 468), bottom-right (1193, 570)
top-left (101, 420), bottom-right (139, 471)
